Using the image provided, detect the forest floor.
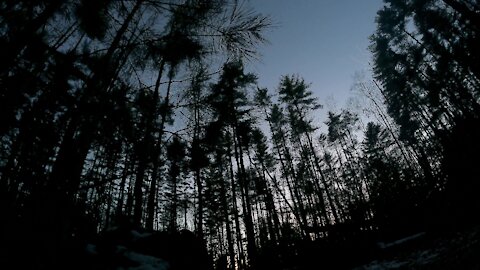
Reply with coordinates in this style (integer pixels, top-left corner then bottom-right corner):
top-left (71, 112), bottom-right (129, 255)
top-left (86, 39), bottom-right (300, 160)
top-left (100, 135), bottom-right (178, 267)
top-left (353, 225), bottom-right (480, 270)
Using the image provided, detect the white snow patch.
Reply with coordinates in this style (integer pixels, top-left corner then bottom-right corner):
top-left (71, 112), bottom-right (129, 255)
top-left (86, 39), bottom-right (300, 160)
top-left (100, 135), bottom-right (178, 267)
top-left (130, 230), bottom-right (152, 241)
top-left (377, 232), bottom-right (426, 249)
top-left (409, 249), bottom-right (441, 265)
top-left (354, 259), bottom-right (408, 270)
top-left (121, 251), bottom-right (170, 270)
top-left (85, 244), bottom-right (98, 255)
top-left (354, 246), bottom-right (442, 269)
top-left (116, 245), bottom-right (128, 253)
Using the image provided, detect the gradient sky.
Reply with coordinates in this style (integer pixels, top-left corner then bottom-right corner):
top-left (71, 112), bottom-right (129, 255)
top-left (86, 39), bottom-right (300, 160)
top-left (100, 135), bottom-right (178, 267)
top-left (249, 0), bottom-right (384, 114)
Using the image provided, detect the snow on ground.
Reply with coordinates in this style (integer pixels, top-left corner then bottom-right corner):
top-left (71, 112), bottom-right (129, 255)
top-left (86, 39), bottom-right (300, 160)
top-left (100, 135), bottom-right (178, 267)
top-left (354, 248), bottom-right (442, 270)
top-left (354, 226), bottom-right (480, 270)
top-left (85, 231), bottom-right (171, 270)
top-left (355, 260), bottom-right (408, 270)
top-left (354, 227), bottom-right (480, 270)
top-left (121, 250), bottom-right (170, 270)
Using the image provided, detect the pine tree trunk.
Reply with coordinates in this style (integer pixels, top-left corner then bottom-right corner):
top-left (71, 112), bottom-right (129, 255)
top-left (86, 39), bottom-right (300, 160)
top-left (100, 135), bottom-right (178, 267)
top-left (226, 138), bottom-right (245, 269)
top-left (218, 152), bottom-right (236, 269)
top-left (232, 127), bottom-right (257, 268)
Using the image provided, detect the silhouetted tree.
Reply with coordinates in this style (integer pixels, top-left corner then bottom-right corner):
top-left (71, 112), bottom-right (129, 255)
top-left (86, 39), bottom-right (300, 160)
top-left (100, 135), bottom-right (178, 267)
top-left (371, 0), bottom-right (480, 227)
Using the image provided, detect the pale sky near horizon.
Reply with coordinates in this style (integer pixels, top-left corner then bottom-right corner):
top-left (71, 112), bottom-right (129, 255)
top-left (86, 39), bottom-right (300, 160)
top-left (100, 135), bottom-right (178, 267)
top-left (248, 0), bottom-right (384, 119)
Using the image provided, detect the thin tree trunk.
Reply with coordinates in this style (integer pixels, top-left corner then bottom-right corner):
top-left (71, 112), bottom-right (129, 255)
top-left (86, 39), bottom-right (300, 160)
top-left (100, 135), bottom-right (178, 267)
top-left (217, 152), bottom-right (236, 269)
top-left (225, 135), bottom-right (245, 269)
top-left (231, 124), bottom-right (257, 268)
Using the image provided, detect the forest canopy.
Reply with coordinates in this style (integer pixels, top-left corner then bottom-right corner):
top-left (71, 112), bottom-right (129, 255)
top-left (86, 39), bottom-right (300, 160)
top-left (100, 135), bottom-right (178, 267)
top-left (1, 0), bottom-right (479, 269)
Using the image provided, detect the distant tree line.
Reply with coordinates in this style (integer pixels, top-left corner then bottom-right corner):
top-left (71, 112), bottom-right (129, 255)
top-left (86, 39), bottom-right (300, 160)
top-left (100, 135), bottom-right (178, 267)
top-left (1, 0), bottom-right (479, 269)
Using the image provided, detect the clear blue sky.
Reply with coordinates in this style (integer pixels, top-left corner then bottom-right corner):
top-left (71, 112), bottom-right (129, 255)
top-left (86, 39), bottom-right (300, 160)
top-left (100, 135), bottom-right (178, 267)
top-left (249, 0), bottom-right (384, 113)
